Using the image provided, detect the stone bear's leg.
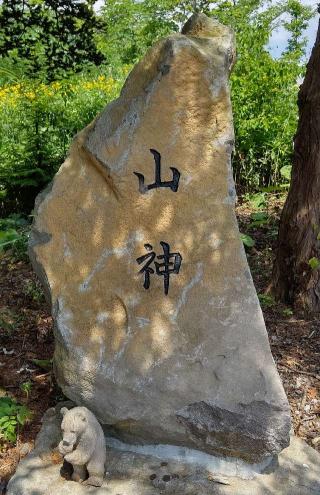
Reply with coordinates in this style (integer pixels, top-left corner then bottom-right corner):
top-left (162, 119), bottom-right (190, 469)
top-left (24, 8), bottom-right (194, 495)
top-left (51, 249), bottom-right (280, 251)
top-left (82, 453), bottom-right (105, 487)
top-left (71, 464), bottom-right (87, 483)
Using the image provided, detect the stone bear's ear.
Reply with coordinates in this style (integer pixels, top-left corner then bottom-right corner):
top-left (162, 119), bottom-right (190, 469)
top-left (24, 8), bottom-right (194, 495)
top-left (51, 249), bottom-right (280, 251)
top-left (60, 407), bottom-right (68, 417)
top-left (76, 411), bottom-right (87, 422)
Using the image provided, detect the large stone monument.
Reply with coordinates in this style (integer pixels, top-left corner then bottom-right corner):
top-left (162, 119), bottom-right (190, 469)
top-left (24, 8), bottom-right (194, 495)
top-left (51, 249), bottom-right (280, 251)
top-left (29, 13), bottom-right (291, 463)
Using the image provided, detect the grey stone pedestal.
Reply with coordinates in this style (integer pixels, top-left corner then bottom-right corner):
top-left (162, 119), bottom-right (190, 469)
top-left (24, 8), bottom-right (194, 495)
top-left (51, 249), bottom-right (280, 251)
top-left (7, 406), bottom-right (320, 495)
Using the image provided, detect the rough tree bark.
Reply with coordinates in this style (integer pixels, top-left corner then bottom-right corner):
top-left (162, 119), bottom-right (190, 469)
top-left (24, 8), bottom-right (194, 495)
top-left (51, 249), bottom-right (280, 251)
top-left (272, 17), bottom-right (320, 312)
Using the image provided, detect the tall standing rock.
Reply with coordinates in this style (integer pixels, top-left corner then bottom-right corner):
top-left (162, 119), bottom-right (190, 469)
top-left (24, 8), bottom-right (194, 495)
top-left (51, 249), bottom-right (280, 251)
top-left (29, 14), bottom-right (291, 462)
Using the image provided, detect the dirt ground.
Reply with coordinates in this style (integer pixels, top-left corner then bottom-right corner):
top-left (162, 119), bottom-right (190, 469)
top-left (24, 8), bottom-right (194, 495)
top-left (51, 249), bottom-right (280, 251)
top-left (0, 194), bottom-right (319, 490)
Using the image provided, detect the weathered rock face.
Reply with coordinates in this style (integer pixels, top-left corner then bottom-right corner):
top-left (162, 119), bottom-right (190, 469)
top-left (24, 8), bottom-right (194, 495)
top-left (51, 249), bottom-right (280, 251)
top-left (29, 13), bottom-right (291, 462)
top-left (6, 406), bottom-right (320, 495)
top-left (6, 404), bottom-right (320, 495)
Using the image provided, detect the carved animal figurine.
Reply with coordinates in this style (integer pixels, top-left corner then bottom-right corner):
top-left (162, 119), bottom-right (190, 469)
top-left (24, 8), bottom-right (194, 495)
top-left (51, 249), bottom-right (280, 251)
top-left (58, 406), bottom-right (106, 487)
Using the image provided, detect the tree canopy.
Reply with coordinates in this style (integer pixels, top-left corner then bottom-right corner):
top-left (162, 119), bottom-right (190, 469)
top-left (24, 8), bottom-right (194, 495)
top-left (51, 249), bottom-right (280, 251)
top-left (0, 0), bottom-right (316, 214)
top-left (0, 0), bottom-right (103, 81)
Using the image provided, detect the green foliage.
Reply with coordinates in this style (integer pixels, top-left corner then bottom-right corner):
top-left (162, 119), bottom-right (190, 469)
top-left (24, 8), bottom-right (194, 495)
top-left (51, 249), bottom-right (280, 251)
top-left (0, 214), bottom-right (28, 229)
top-left (0, 397), bottom-right (32, 443)
top-left (283, 307), bottom-right (293, 316)
top-left (244, 192), bottom-right (267, 210)
top-left (308, 257), bottom-right (320, 270)
top-left (32, 358), bottom-right (52, 371)
top-left (0, 0), bottom-right (103, 82)
top-left (283, 0), bottom-right (314, 56)
top-left (280, 165), bottom-right (292, 181)
top-left (0, 56), bottom-right (31, 86)
top-left (0, 308), bottom-right (20, 335)
top-left (0, 214), bottom-right (29, 258)
top-left (258, 293), bottom-right (275, 308)
top-left (0, 71), bottom-right (124, 214)
top-left (220, 0), bottom-right (313, 190)
top-left (0, 228), bottom-right (21, 250)
top-left (0, 0), bottom-right (316, 214)
top-left (249, 211), bottom-right (269, 228)
top-left (99, 0), bottom-right (178, 65)
top-left (240, 233), bottom-right (255, 247)
top-left (20, 381), bottom-right (32, 399)
top-left (23, 279), bottom-right (45, 302)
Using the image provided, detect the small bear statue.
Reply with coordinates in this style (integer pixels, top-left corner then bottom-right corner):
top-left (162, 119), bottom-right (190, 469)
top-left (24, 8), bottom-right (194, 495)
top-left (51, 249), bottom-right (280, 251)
top-left (58, 406), bottom-right (106, 487)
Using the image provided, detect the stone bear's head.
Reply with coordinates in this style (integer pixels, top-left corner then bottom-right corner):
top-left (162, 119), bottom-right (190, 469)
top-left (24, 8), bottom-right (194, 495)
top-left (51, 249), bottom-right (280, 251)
top-left (58, 406), bottom-right (88, 455)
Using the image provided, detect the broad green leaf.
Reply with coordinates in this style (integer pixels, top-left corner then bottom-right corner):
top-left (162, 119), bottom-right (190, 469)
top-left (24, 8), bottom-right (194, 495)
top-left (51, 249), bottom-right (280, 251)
top-left (32, 358), bottom-right (52, 370)
top-left (280, 165), bottom-right (292, 181)
top-left (258, 294), bottom-right (275, 308)
top-left (240, 233), bottom-right (255, 247)
top-left (250, 212), bottom-right (269, 222)
top-left (247, 193), bottom-right (267, 210)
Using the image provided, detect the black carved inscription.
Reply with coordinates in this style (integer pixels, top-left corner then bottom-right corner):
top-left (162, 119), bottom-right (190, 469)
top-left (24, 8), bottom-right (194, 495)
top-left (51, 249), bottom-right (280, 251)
top-left (136, 242), bottom-right (182, 295)
top-left (135, 243), bottom-right (155, 290)
top-left (134, 149), bottom-right (180, 194)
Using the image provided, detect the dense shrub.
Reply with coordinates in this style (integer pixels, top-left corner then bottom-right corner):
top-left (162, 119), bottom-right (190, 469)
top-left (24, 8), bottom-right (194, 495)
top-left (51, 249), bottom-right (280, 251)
top-left (0, 0), bottom-right (315, 214)
top-left (0, 68), bottom-right (127, 214)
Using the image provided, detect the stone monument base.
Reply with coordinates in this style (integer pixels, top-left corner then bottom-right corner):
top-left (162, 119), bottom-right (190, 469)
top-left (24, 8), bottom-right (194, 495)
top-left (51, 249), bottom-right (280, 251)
top-left (7, 405), bottom-right (320, 495)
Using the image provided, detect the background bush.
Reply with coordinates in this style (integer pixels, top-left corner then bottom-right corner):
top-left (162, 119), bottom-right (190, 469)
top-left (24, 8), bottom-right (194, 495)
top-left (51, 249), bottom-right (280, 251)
top-left (0, 0), bottom-right (316, 216)
top-left (0, 67), bottom-right (127, 214)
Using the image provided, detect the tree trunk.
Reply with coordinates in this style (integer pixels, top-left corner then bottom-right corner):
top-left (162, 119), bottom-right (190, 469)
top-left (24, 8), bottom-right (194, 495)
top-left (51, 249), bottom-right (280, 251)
top-left (272, 18), bottom-right (320, 312)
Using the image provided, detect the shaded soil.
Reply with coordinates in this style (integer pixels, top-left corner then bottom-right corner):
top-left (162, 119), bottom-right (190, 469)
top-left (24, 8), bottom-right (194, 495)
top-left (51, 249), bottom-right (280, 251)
top-left (0, 193), bottom-right (319, 489)
top-left (0, 255), bottom-right (58, 485)
top-left (237, 194), bottom-right (320, 451)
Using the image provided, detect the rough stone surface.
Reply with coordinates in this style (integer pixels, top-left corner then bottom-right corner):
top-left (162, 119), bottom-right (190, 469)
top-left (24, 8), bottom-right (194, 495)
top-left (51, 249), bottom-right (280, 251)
top-left (7, 406), bottom-right (320, 495)
top-left (29, 13), bottom-right (290, 462)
